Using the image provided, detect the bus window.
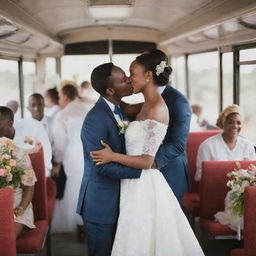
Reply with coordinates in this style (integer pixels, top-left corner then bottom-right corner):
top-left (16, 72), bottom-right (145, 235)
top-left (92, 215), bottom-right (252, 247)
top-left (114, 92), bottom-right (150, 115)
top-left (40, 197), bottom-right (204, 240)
top-left (171, 56), bottom-right (186, 95)
top-left (45, 57), bottom-right (58, 89)
top-left (0, 59), bottom-right (20, 117)
top-left (23, 61), bottom-right (36, 117)
top-left (61, 55), bottom-right (109, 85)
top-left (240, 62), bottom-right (256, 145)
top-left (112, 53), bottom-right (138, 76)
top-left (188, 52), bottom-right (218, 124)
top-left (240, 48), bottom-right (256, 61)
top-left (222, 52), bottom-right (233, 109)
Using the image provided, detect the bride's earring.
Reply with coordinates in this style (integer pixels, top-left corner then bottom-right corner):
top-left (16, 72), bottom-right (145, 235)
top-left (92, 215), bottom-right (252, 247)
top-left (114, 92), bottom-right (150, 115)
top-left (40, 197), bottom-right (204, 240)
top-left (146, 79), bottom-right (149, 83)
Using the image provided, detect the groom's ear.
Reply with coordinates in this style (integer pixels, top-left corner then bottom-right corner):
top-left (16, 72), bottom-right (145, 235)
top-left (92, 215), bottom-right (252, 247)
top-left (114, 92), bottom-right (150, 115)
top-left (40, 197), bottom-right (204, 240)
top-left (106, 87), bottom-right (115, 96)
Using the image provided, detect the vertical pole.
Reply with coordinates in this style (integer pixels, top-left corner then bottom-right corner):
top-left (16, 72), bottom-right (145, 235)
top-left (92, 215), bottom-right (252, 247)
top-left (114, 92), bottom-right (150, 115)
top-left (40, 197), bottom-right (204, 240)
top-left (185, 54), bottom-right (190, 99)
top-left (218, 49), bottom-right (223, 112)
top-left (56, 57), bottom-right (61, 78)
top-left (109, 39), bottom-right (113, 62)
top-left (18, 57), bottom-right (24, 118)
top-left (233, 48), bottom-right (240, 104)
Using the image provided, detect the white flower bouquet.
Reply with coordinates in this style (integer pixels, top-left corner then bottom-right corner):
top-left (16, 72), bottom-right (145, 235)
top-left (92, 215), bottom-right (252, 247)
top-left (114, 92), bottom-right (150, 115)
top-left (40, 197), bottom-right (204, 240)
top-left (227, 162), bottom-right (256, 217)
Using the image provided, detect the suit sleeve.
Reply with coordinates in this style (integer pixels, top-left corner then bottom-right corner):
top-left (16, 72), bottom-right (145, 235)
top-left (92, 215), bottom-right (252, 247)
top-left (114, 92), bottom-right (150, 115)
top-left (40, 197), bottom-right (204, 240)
top-left (155, 96), bottom-right (191, 169)
top-left (81, 114), bottom-right (142, 179)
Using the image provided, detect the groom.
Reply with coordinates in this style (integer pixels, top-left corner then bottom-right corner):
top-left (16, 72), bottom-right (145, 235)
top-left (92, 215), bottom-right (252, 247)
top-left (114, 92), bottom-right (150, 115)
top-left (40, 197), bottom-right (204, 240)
top-left (77, 63), bottom-right (142, 256)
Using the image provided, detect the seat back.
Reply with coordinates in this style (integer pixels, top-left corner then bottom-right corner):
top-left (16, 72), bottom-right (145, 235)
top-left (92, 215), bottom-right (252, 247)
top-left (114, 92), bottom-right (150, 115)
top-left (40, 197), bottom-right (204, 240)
top-left (186, 130), bottom-right (220, 192)
top-left (244, 186), bottom-right (256, 256)
top-left (200, 160), bottom-right (256, 219)
top-left (0, 187), bottom-right (16, 256)
top-left (29, 147), bottom-right (48, 221)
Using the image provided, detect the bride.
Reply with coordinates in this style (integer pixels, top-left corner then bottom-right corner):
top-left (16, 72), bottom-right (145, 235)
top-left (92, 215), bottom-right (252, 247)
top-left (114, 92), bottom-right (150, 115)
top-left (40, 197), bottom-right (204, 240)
top-left (91, 51), bottom-right (204, 255)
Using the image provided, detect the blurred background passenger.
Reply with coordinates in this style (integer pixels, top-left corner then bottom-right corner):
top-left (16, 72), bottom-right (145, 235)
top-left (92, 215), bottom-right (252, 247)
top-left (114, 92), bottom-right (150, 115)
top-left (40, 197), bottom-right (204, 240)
top-left (44, 87), bottom-right (61, 118)
top-left (6, 100), bottom-right (20, 122)
top-left (192, 104), bottom-right (217, 130)
top-left (190, 111), bottom-right (203, 131)
top-left (78, 80), bottom-right (99, 107)
top-left (6, 100), bottom-right (19, 115)
top-left (51, 84), bottom-right (90, 237)
top-left (195, 104), bottom-right (256, 181)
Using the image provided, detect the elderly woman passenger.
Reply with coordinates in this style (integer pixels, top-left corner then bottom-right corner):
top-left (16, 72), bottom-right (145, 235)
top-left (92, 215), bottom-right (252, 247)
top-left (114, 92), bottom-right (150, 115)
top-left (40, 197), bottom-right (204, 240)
top-left (194, 104), bottom-right (256, 181)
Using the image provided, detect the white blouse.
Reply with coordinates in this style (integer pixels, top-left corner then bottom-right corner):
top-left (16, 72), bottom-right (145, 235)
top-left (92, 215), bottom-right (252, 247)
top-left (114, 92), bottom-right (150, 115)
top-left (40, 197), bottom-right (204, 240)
top-left (52, 99), bottom-right (91, 164)
top-left (195, 133), bottom-right (256, 181)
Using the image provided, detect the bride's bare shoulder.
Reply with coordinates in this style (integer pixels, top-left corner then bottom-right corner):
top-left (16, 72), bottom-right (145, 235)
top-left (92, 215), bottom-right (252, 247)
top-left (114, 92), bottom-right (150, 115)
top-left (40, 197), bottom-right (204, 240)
top-left (146, 101), bottom-right (169, 125)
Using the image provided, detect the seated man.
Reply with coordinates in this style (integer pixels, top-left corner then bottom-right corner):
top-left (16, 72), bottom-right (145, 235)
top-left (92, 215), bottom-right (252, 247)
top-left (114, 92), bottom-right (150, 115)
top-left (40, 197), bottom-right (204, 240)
top-left (0, 106), bottom-right (52, 177)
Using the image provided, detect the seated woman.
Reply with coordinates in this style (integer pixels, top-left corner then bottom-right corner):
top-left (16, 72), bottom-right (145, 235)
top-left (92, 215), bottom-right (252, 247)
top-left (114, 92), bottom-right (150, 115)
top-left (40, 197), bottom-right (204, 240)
top-left (0, 138), bottom-right (37, 238)
top-left (14, 142), bottom-right (37, 238)
top-left (194, 104), bottom-right (256, 181)
top-left (0, 106), bottom-right (37, 238)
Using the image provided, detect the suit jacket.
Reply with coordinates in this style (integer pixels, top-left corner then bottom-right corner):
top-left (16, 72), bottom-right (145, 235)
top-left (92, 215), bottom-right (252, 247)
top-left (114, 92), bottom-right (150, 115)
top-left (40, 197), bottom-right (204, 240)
top-left (156, 85), bottom-right (192, 199)
top-left (77, 97), bottom-right (141, 224)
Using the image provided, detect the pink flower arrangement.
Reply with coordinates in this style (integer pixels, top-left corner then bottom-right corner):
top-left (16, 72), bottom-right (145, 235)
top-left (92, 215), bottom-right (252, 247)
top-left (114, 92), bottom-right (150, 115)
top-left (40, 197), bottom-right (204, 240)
top-left (0, 138), bottom-right (25, 189)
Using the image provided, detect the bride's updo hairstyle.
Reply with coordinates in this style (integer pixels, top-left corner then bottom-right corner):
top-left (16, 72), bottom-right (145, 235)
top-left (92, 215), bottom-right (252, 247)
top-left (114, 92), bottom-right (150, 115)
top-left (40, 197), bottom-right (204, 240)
top-left (136, 49), bottom-right (172, 86)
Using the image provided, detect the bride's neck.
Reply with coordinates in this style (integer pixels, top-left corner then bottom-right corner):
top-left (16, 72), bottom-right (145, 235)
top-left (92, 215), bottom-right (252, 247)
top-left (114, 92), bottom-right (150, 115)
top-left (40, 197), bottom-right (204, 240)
top-left (143, 84), bottom-right (159, 103)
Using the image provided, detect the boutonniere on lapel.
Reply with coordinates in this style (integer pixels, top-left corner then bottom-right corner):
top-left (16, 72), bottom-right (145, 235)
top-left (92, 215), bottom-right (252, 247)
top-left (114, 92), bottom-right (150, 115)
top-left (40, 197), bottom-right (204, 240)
top-left (117, 120), bottom-right (129, 135)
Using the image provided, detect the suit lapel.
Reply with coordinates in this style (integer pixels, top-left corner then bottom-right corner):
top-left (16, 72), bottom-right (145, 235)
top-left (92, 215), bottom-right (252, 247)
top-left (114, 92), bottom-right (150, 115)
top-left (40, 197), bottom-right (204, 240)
top-left (98, 97), bottom-right (118, 126)
top-left (161, 84), bottom-right (170, 101)
top-left (97, 97), bottom-right (126, 152)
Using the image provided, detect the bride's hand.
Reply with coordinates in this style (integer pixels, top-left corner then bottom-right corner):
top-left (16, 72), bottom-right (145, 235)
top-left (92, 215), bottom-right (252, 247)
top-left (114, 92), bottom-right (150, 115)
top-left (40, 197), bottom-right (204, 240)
top-left (90, 140), bottom-right (114, 165)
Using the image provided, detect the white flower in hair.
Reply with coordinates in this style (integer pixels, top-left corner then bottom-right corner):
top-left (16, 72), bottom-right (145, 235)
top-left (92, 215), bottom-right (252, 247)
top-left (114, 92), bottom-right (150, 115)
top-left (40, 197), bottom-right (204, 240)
top-left (155, 60), bottom-right (167, 76)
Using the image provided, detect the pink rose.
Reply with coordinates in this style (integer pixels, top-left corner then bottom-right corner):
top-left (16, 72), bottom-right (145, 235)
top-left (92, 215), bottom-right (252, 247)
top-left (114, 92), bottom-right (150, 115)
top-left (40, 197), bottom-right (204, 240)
top-left (0, 168), bottom-right (7, 176)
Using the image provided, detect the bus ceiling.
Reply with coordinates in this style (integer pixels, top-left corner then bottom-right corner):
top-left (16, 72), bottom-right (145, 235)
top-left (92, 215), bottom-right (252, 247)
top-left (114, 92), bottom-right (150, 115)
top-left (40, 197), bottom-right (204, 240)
top-left (0, 0), bottom-right (256, 58)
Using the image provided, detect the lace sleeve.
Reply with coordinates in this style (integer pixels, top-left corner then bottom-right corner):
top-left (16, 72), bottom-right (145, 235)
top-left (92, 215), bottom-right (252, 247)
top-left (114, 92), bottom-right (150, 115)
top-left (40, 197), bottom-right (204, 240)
top-left (142, 120), bottom-right (167, 157)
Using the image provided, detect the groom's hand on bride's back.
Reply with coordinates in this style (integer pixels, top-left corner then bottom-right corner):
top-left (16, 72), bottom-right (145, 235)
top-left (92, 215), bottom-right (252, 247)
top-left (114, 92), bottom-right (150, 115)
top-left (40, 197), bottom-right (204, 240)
top-left (90, 140), bottom-right (114, 165)
top-left (151, 161), bottom-right (158, 169)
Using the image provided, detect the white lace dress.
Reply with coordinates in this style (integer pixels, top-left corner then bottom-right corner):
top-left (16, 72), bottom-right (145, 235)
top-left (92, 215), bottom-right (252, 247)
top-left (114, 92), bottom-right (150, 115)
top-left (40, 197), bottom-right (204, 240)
top-left (111, 120), bottom-right (204, 256)
top-left (14, 144), bottom-right (37, 229)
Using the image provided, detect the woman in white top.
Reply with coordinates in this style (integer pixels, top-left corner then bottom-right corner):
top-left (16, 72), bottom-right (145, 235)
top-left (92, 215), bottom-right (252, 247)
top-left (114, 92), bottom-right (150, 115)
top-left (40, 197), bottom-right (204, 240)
top-left (51, 84), bottom-right (90, 233)
top-left (195, 104), bottom-right (256, 181)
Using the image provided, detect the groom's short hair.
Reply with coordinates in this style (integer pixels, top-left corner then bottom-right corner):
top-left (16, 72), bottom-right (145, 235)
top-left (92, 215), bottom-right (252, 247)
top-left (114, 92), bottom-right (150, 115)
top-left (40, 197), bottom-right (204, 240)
top-left (91, 63), bottom-right (114, 96)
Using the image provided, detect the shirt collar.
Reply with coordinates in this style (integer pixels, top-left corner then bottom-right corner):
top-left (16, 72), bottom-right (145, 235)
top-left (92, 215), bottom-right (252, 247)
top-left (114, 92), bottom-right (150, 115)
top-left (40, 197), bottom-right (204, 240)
top-left (157, 85), bottom-right (167, 95)
top-left (102, 97), bottom-right (116, 112)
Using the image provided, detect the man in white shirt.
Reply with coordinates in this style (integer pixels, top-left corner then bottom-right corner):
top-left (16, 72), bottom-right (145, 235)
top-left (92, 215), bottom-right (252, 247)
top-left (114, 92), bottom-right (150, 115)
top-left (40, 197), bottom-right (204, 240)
top-left (0, 106), bottom-right (52, 177)
top-left (27, 93), bottom-right (53, 142)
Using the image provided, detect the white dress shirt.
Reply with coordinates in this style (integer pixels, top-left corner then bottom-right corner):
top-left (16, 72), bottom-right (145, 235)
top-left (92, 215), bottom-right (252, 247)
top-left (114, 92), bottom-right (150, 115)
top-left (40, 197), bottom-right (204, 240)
top-left (102, 97), bottom-right (123, 123)
top-left (45, 105), bottom-right (61, 119)
top-left (14, 118), bottom-right (53, 177)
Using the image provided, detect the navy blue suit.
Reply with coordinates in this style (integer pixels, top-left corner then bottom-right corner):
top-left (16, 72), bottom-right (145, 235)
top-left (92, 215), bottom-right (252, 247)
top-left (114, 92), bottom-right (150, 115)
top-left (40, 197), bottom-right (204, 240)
top-left (156, 85), bottom-right (192, 202)
top-left (77, 97), bottom-right (141, 256)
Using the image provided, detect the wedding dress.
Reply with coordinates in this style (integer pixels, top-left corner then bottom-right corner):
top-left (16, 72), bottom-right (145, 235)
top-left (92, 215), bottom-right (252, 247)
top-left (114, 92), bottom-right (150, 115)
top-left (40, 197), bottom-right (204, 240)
top-left (111, 119), bottom-right (204, 256)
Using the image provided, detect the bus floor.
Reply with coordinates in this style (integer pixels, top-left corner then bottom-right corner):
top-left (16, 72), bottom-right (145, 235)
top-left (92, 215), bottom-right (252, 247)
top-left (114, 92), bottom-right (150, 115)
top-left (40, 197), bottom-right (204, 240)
top-left (19, 220), bottom-right (243, 256)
